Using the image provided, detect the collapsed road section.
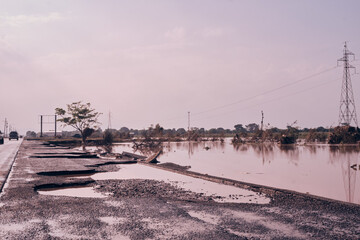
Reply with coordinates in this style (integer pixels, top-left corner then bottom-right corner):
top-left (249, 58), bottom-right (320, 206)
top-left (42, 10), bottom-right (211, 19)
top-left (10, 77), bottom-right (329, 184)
top-left (0, 139), bottom-right (359, 239)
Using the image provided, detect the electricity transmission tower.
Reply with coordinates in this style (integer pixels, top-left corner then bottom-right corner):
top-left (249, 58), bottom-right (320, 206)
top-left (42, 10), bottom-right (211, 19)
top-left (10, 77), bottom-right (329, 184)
top-left (337, 42), bottom-right (358, 127)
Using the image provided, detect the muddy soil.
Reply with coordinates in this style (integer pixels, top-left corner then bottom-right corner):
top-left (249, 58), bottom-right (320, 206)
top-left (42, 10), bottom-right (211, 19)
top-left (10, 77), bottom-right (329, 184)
top-left (96, 179), bottom-right (212, 202)
top-left (0, 140), bottom-right (359, 239)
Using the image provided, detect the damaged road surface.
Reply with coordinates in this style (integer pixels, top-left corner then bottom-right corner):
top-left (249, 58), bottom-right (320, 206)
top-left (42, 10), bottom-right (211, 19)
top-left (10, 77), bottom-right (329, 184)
top-left (0, 140), bottom-right (359, 239)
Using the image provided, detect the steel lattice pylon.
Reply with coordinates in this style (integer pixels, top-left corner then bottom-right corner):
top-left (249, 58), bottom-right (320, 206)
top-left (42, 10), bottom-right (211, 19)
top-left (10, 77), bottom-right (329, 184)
top-left (338, 42), bottom-right (358, 127)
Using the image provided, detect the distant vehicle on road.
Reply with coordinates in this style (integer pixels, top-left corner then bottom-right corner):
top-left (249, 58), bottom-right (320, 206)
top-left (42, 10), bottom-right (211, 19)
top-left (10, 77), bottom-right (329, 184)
top-left (9, 131), bottom-right (19, 141)
top-left (0, 131), bottom-right (3, 144)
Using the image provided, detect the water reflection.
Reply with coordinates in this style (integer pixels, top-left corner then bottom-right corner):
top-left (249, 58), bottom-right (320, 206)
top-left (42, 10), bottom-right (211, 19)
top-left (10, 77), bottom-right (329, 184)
top-left (279, 145), bottom-right (300, 166)
top-left (305, 145), bottom-right (318, 155)
top-left (164, 141), bottom-right (226, 159)
top-left (328, 146), bottom-right (359, 203)
top-left (249, 144), bottom-right (275, 165)
top-left (233, 144), bottom-right (249, 152)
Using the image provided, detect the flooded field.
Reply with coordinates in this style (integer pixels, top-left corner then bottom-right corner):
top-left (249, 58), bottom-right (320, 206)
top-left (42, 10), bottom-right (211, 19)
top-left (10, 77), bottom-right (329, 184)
top-left (107, 139), bottom-right (360, 204)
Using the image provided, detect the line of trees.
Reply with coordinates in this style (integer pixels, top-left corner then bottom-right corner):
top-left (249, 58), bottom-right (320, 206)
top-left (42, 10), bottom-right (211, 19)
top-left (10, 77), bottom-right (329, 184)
top-left (54, 123), bottom-right (332, 140)
top-left (27, 122), bottom-right (333, 140)
top-left (23, 99), bottom-right (356, 146)
top-left (28, 122), bottom-right (358, 145)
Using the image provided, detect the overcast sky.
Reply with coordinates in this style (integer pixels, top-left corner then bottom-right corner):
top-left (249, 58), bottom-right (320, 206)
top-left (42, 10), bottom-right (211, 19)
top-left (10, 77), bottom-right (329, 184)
top-left (1, 0), bottom-right (360, 134)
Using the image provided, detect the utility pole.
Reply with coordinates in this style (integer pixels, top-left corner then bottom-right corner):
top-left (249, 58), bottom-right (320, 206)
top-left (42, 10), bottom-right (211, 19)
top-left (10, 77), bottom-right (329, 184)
top-left (40, 115), bottom-right (43, 137)
top-left (338, 42), bottom-right (358, 127)
top-left (188, 111), bottom-right (190, 131)
top-left (108, 111), bottom-right (112, 130)
top-left (3, 119), bottom-right (6, 137)
top-left (54, 115), bottom-right (57, 137)
top-left (260, 111), bottom-right (264, 131)
top-left (4, 118), bottom-right (8, 138)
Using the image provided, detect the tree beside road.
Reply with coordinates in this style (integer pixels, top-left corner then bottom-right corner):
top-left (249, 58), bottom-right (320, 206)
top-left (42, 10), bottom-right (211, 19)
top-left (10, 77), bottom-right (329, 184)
top-left (55, 101), bottom-right (101, 150)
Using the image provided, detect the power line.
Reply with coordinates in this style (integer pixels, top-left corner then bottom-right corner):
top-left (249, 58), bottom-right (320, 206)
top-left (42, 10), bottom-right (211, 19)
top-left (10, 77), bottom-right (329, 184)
top-left (164, 65), bottom-right (339, 124)
top-left (191, 76), bottom-right (341, 123)
top-left (192, 65), bottom-right (338, 116)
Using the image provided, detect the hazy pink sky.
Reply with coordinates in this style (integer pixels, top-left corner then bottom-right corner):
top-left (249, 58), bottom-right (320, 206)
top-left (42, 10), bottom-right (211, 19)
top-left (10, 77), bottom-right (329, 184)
top-left (1, 0), bottom-right (360, 134)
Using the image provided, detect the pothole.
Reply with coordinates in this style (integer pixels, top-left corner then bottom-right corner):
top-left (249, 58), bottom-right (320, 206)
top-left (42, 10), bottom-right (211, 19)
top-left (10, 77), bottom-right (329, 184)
top-left (30, 153), bottom-right (98, 159)
top-left (35, 181), bottom-right (106, 198)
top-left (37, 169), bottom-right (99, 177)
top-left (86, 160), bottom-right (137, 167)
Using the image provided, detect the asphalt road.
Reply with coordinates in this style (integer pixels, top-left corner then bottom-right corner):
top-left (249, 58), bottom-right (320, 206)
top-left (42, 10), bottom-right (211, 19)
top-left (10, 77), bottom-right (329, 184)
top-left (0, 138), bottom-right (22, 191)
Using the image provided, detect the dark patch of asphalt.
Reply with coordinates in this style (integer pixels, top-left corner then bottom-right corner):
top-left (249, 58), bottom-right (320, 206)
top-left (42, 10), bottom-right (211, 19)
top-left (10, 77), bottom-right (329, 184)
top-left (0, 140), bottom-right (359, 239)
